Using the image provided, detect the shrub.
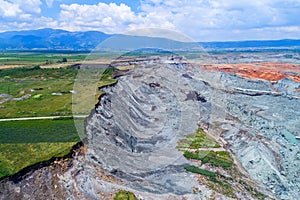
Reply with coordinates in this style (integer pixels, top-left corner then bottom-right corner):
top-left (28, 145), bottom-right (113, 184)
top-left (183, 151), bottom-right (233, 169)
top-left (184, 165), bottom-right (216, 177)
top-left (114, 190), bottom-right (137, 200)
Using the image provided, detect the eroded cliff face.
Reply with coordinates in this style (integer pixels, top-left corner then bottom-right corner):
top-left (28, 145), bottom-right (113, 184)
top-left (1, 55), bottom-right (299, 199)
top-left (59, 57), bottom-right (227, 199)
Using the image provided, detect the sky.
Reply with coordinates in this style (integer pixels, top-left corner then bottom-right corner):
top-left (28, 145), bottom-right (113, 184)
top-left (0, 0), bottom-right (299, 41)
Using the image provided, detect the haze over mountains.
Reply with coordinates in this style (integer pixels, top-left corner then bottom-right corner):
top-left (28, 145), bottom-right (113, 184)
top-left (0, 28), bottom-right (300, 51)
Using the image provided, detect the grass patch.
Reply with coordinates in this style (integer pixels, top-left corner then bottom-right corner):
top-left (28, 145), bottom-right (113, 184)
top-left (0, 66), bottom-right (118, 118)
top-left (184, 150), bottom-right (233, 169)
top-left (0, 84), bottom-right (74, 118)
top-left (0, 142), bottom-right (76, 178)
top-left (177, 128), bottom-right (221, 149)
top-left (184, 165), bottom-right (236, 198)
top-left (114, 190), bottom-right (137, 200)
top-left (0, 67), bottom-right (78, 118)
top-left (0, 119), bottom-right (80, 143)
top-left (239, 179), bottom-right (269, 200)
top-left (184, 165), bottom-right (217, 177)
top-left (0, 119), bottom-right (81, 179)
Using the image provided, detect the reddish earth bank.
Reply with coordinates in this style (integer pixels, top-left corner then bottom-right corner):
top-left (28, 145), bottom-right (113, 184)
top-left (201, 62), bottom-right (300, 82)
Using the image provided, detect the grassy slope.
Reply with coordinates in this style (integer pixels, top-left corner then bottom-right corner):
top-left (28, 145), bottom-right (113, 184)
top-left (180, 128), bottom-right (269, 199)
top-left (177, 127), bottom-right (221, 149)
top-left (0, 119), bottom-right (80, 179)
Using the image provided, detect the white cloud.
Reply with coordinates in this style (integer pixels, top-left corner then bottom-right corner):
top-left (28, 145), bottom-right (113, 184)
top-left (56, 0), bottom-right (300, 41)
top-left (0, 0), bottom-right (41, 18)
top-left (0, 0), bottom-right (48, 32)
top-left (11, 0), bottom-right (42, 14)
top-left (46, 0), bottom-right (54, 7)
top-left (139, 1), bottom-right (274, 30)
top-left (0, 0), bottom-right (299, 41)
top-left (59, 3), bottom-right (138, 33)
top-left (133, 0), bottom-right (300, 41)
top-left (0, 16), bottom-right (57, 31)
top-left (0, 0), bottom-right (21, 17)
top-left (58, 2), bottom-right (178, 38)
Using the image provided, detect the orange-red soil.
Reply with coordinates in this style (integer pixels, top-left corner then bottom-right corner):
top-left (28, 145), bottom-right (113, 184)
top-left (200, 62), bottom-right (300, 82)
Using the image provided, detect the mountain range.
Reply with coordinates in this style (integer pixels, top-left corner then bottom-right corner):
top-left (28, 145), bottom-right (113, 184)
top-left (0, 28), bottom-right (300, 51)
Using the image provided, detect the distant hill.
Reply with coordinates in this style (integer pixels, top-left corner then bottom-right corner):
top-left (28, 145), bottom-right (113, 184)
top-left (199, 39), bottom-right (300, 49)
top-left (0, 28), bottom-right (111, 50)
top-left (0, 28), bottom-right (299, 51)
top-left (0, 28), bottom-right (200, 51)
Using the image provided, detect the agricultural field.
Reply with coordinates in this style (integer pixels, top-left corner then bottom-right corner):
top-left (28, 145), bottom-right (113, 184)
top-left (0, 58), bottom-right (117, 118)
top-left (0, 51), bottom-right (87, 68)
top-left (0, 118), bottom-right (80, 179)
top-left (0, 52), bottom-right (118, 179)
top-left (0, 66), bottom-right (77, 118)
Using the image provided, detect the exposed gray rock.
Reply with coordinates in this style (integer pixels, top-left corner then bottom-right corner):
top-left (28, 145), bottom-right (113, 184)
top-left (71, 57), bottom-right (207, 198)
top-left (58, 56), bottom-right (278, 199)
